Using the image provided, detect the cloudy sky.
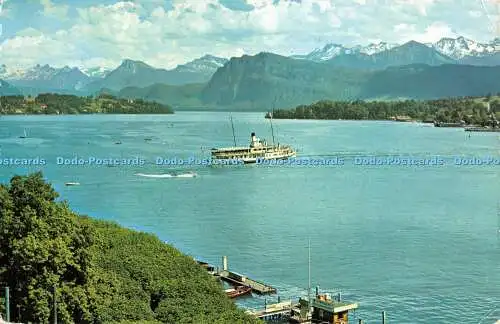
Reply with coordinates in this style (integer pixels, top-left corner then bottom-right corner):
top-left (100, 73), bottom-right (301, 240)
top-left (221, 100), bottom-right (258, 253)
top-left (1, 0), bottom-right (500, 69)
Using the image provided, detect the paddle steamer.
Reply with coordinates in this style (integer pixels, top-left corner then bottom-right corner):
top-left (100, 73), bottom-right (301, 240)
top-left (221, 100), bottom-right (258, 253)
top-left (211, 132), bottom-right (296, 164)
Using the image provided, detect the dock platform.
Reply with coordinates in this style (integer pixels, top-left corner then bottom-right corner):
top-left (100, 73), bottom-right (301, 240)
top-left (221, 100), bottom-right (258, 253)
top-left (246, 300), bottom-right (295, 320)
top-left (218, 270), bottom-right (277, 294)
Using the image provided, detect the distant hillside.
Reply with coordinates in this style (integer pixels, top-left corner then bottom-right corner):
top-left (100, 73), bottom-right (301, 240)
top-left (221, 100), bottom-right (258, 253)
top-left (459, 52), bottom-right (500, 66)
top-left (198, 52), bottom-right (500, 110)
top-left (0, 93), bottom-right (173, 114)
top-left (85, 59), bottom-right (214, 92)
top-left (201, 52), bottom-right (367, 110)
top-left (0, 80), bottom-right (21, 95)
top-left (361, 64), bottom-right (500, 99)
top-left (118, 83), bottom-right (204, 108)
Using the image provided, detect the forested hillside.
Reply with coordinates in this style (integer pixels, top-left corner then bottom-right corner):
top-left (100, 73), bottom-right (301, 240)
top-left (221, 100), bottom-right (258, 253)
top-left (0, 173), bottom-right (258, 323)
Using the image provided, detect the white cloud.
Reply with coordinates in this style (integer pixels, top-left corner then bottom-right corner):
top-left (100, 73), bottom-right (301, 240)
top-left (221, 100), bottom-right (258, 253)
top-left (394, 0), bottom-right (435, 16)
top-left (16, 27), bottom-right (44, 37)
top-left (468, 10), bottom-right (483, 18)
top-left (40, 0), bottom-right (69, 19)
top-left (394, 23), bottom-right (415, 34)
top-left (0, 0), bottom-right (497, 70)
top-left (392, 21), bottom-right (456, 43)
top-left (415, 22), bottom-right (456, 43)
top-left (0, 0), bottom-right (12, 19)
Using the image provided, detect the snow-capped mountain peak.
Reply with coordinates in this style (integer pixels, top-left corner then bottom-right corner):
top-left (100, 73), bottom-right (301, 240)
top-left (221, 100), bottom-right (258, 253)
top-left (352, 42), bottom-right (398, 55)
top-left (304, 43), bottom-right (348, 61)
top-left (432, 36), bottom-right (497, 59)
top-left (173, 54), bottom-right (229, 73)
top-left (291, 36), bottom-right (500, 62)
top-left (80, 66), bottom-right (111, 78)
top-left (293, 41), bottom-right (399, 61)
top-left (21, 64), bottom-right (59, 80)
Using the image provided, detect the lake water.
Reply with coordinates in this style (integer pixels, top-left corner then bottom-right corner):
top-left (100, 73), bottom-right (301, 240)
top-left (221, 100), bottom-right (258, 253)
top-left (0, 112), bottom-right (498, 323)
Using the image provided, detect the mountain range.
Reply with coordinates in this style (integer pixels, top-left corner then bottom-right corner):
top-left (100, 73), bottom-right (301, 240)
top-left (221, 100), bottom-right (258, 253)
top-left (2, 36), bottom-right (500, 109)
top-left (0, 54), bottom-right (228, 95)
top-left (200, 53), bottom-right (500, 109)
top-left (294, 36), bottom-right (500, 62)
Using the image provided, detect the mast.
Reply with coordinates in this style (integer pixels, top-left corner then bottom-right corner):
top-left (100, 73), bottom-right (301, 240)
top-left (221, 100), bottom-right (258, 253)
top-left (269, 97), bottom-right (276, 146)
top-left (230, 115), bottom-right (236, 147)
top-left (308, 238), bottom-right (311, 317)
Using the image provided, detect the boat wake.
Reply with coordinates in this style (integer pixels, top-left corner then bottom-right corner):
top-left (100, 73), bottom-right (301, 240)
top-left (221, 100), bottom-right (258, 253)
top-left (135, 172), bottom-right (197, 178)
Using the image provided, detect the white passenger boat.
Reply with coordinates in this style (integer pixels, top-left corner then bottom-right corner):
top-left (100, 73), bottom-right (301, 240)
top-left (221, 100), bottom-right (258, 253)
top-left (211, 132), bottom-right (296, 164)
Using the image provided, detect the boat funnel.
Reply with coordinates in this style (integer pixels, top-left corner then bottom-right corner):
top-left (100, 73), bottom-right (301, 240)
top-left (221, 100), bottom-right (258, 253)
top-left (250, 132), bottom-right (257, 147)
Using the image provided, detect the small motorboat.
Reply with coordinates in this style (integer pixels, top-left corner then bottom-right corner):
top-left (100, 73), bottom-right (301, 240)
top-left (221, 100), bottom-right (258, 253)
top-left (225, 286), bottom-right (252, 298)
top-left (174, 171), bottom-right (197, 178)
top-left (65, 182), bottom-right (80, 186)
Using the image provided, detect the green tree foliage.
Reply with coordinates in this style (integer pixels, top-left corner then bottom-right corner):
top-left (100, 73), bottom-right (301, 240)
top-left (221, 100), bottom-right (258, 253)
top-left (0, 172), bottom-right (95, 323)
top-left (0, 93), bottom-right (174, 115)
top-left (0, 173), bottom-right (260, 324)
top-left (270, 96), bottom-right (499, 126)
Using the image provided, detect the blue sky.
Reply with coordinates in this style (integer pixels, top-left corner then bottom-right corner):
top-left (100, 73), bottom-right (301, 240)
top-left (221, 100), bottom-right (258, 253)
top-left (1, 0), bottom-right (500, 69)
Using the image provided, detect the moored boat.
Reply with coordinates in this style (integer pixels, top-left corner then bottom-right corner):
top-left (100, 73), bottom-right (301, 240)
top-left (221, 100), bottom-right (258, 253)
top-left (434, 121), bottom-right (465, 127)
top-left (225, 286), bottom-right (252, 298)
top-left (465, 126), bottom-right (500, 132)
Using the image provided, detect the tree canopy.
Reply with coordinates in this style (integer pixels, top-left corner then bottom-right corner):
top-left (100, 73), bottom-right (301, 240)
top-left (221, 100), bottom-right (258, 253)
top-left (0, 173), bottom-right (258, 324)
top-left (0, 94), bottom-right (173, 115)
top-left (270, 96), bottom-right (500, 126)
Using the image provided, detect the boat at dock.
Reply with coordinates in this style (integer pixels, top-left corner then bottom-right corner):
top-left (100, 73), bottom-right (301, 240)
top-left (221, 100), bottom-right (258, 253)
top-left (225, 286), bottom-right (252, 299)
top-left (434, 121), bottom-right (465, 127)
top-left (465, 126), bottom-right (500, 132)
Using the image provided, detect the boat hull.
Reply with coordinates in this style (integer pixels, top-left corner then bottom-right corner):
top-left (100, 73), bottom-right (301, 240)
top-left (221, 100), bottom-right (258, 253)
top-left (225, 286), bottom-right (252, 298)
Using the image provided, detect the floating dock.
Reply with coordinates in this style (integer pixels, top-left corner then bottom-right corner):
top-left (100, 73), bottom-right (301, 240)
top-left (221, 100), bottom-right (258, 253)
top-left (218, 270), bottom-right (277, 294)
top-left (217, 256), bottom-right (276, 294)
top-left (196, 256), bottom-right (277, 295)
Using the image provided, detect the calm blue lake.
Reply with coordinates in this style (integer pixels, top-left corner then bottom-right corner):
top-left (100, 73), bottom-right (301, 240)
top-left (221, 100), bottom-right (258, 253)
top-left (0, 112), bottom-right (498, 323)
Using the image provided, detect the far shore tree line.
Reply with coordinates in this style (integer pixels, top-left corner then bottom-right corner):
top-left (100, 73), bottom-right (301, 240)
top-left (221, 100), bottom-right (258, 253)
top-left (0, 93), bottom-right (173, 115)
top-left (1, 92), bottom-right (500, 127)
top-left (270, 95), bottom-right (500, 126)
